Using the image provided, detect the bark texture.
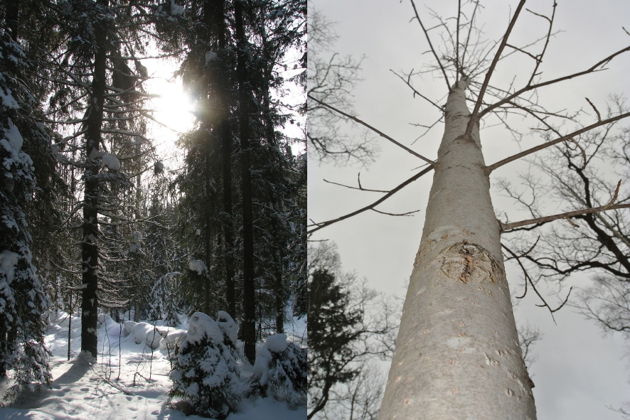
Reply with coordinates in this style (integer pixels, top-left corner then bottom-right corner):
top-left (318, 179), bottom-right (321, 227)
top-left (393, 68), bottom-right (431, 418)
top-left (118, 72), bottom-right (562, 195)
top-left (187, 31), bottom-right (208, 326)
top-left (81, 1), bottom-right (108, 359)
top-left (379, 81), bottom-right (536, 419)
top-left (234, 0), bottom-right (256, 364)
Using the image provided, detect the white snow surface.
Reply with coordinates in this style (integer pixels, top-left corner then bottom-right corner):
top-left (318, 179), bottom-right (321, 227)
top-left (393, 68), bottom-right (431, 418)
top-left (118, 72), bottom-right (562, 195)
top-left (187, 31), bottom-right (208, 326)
top-left (217, 311), bottom-right (238, 345)
top-left (4, 118), bottom-right (23, 151)
top-left (0, 311), bottom-right (305, 419)
top-left (0, 85), bottom-right (19, 109)
top-left (186, 311), bottom-right (222, 344)
top-left (266, 333), bottom-right (289, 354)
top-left (101, 152), bottom-right (121, 171)
top-left (0, 249), bottom-right (19, 284)
top-left (188, 259), bottom-right (207, 275)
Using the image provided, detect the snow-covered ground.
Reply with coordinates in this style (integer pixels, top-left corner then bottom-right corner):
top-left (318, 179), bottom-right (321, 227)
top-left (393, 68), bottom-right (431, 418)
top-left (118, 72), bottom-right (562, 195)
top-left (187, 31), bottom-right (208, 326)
top-left (0, 312), bottom-right (306, 419)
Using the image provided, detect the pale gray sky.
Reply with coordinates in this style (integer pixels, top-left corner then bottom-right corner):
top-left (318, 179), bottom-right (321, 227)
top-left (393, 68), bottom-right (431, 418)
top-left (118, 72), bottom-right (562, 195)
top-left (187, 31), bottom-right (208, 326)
top-left (309, 0), bottom-right (630, 418)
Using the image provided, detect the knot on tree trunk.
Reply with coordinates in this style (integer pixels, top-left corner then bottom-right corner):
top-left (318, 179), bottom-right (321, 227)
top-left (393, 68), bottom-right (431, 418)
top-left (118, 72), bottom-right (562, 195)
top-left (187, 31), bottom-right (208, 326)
top-left (440, 241), bottom-right (500, 284)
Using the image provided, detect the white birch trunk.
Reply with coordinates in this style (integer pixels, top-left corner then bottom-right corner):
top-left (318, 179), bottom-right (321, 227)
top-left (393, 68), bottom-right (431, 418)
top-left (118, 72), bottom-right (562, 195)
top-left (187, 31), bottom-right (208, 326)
top-left (379, 81), bottom-right (536, 419)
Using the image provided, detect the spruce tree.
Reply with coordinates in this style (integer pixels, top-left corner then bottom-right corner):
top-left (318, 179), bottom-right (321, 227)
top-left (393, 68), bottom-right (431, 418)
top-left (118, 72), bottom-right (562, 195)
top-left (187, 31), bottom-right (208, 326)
top-left (308, 268), bottom-right (363, 418)
top-left (0, 27), bottom-right (51, 391)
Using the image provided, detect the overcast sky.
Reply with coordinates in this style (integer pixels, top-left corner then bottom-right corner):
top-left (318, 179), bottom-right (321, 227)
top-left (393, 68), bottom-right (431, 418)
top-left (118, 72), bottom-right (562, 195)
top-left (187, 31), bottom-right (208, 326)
top-left (308, 0), bottom-right (630, 418)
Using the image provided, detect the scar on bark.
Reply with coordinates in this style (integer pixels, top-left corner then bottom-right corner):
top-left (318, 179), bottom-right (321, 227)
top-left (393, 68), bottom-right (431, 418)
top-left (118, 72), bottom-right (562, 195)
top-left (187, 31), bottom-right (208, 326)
top-left (440, 241), bottom-right (500, 283)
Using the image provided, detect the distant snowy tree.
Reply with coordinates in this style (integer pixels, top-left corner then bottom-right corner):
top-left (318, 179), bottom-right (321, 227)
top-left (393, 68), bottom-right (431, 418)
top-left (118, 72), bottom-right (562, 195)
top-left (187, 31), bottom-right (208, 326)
top-left (147, 272), bottom-right (182, 325)
top-left (170, 311), bottom-right (243, 419)
top-left (253, 333), bottom-right (307, 408)
top-left (0, 28), bottom-right (50, 391)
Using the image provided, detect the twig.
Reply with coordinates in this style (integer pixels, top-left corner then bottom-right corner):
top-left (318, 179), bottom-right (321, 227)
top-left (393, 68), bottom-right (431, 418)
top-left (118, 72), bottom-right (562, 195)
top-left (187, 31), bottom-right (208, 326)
top-left (323, 174), bottom-right (389, 193)
top-left (389, 69), bottom-right (444, 112)
top-left (585, 97), bottom-right (602, 121)
top-left (503, 243), bottom-right (573, 320)
top-left (371, 208), bottom-right (420, 217)
top-left (525, 2), bottom-right (557, 86)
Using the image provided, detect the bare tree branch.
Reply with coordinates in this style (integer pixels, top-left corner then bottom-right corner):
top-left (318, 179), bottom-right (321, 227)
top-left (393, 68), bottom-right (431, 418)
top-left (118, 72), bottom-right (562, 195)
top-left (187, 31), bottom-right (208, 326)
top-left (408, 0), bottom-right (451, 90)
top-left (501, 181), bottom-right (628, 231)
top-left (585, 97), bottom-right (602, 122)
top-left (371, 207), bottom-right (420, 217)
top-left (389, 69), bottom-right (444, 112)
top-left (459, 0), bottom-right (481, 71)
top-left (308, 94), bottom-right (436, 164)
top-left (481, 45), bottom-right (630, 118)
top-left (487, 111), bottom-right (630, 172)
top-left (466, 0), bottom-right (527, 135)
top-left (525, 2), bottom-right (557, 86)
top-left (323, 174), bottom-right (389, 193)
top-left (503, 243), bottom-right (573, 319)
top-left (308, 166), bottom-right (434, 235)
top-left (455, 0), bottom-right (461, 84)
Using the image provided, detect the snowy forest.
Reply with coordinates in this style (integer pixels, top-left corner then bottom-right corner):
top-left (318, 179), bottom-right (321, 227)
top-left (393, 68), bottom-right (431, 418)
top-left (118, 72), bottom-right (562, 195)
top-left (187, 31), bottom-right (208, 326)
top-left (1, 0), bottom-right (306, 418)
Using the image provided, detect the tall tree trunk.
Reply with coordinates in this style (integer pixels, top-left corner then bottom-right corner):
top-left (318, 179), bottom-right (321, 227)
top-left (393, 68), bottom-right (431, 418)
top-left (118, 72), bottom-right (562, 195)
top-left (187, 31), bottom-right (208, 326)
top-left (379, 80), bottom-right (536, 419)
top-left (4, 0), bottom-right (18, 40)
top-left (207, 0), bottom-right (236, 317)
top-left (234, 0), bottom-right (256, 364)
top-left (81, 1), bottom-right (107, 359)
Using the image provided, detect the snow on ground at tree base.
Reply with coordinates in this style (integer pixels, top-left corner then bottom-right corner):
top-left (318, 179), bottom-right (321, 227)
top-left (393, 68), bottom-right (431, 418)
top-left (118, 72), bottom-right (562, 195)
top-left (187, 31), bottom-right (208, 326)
top-left (0, 312), bottom-right (306, 419)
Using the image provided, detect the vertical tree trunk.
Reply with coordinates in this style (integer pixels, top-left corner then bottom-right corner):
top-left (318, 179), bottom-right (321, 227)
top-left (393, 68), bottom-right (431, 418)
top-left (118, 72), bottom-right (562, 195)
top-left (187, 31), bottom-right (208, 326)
top-left (210, 0), bottom-right (236, 317)
top-left (379, 80), bottom-right (536, 419)
top-left (233, 0), bottom-right (256, 361)
top-left (81, 2), bottom-right (107, 359)
top-left (5, 0), bottom-right (18, 40)
top-left (234, 0), bottom-right (256, 364)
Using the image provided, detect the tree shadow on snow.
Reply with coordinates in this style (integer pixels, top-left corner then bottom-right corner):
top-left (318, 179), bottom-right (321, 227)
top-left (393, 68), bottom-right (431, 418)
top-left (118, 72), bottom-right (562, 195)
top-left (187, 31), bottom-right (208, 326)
top-left (10, 354), bottom-right (92, 409)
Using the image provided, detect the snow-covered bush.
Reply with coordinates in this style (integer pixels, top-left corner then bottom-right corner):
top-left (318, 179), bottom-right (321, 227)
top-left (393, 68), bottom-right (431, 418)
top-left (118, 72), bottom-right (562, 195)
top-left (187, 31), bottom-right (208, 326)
top-left (122, 320), bottom-right (137, 337)
top-left (170, 311), bottom-right (244, 419)
top-left (159, 328), bottom-right (187, 354)
top-left (128, 322), bottom-right (162, 349)
top-left (252, 334), bottom-right (307, 408)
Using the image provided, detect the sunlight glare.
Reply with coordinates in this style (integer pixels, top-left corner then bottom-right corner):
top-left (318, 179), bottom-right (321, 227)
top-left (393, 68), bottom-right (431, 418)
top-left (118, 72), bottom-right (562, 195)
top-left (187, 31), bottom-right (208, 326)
top-left (145, 68), bottom-right (196, 166)
top-left (151, 78), bottom-right (195, 135)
